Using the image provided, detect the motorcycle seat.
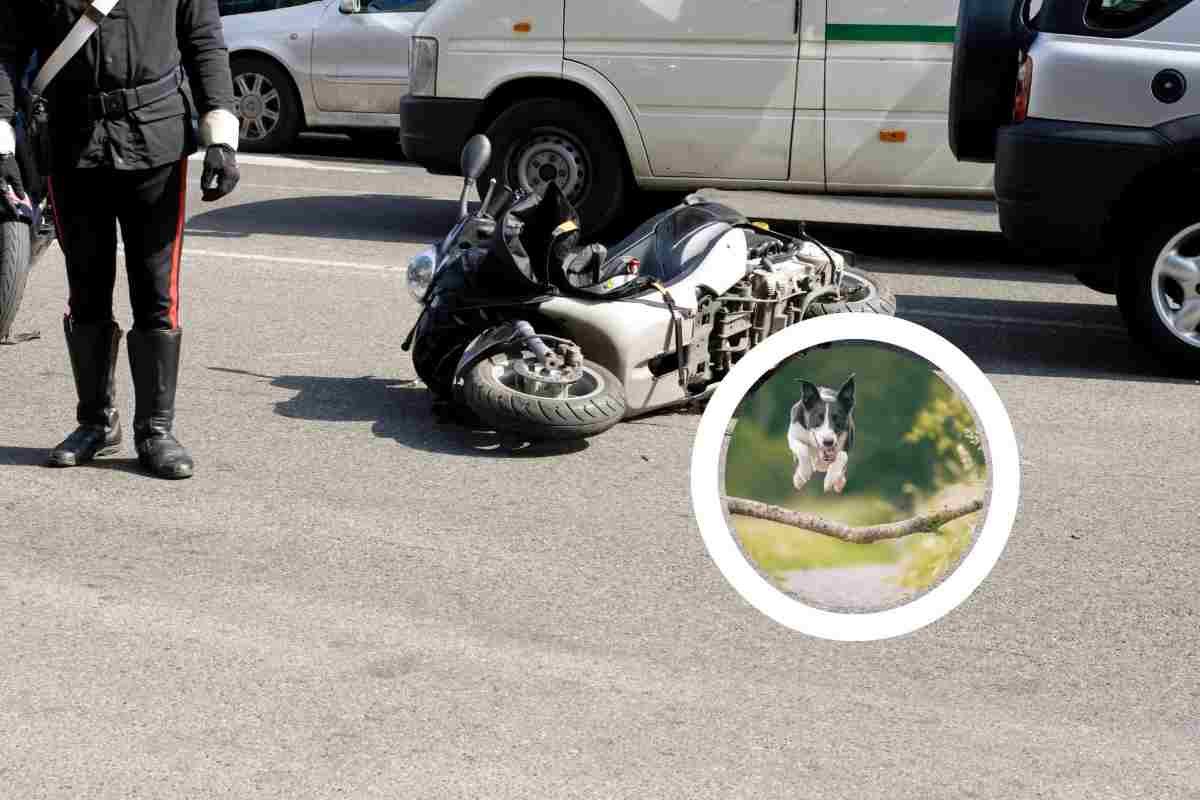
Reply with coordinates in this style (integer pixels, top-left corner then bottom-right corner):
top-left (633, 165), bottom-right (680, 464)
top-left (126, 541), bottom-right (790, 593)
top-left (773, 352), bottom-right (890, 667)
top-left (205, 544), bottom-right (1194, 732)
top-left (558, 203), bottom-right (744, 298)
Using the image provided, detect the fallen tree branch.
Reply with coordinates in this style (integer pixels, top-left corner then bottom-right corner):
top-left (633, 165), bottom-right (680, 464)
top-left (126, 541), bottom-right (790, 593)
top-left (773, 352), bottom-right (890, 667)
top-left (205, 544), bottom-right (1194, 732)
top-left (725, 496), bottom-right (984, 544)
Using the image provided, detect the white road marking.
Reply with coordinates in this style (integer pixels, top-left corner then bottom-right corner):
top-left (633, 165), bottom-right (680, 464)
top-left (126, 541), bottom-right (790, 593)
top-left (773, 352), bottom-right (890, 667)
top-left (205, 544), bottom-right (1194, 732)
top-left (117, 242), bottom-right (398, 272)
top-left (183, 247), bottom-right (399, 272)
top-left (187, 151), bottom-right (399, 174)
top-left (906, 309), bottom-right (1127, 335)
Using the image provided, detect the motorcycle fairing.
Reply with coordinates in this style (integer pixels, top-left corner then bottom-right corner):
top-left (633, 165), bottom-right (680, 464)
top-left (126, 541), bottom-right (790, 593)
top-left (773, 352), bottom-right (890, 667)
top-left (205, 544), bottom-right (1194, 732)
top-left (473, 181), bottom-right (584, 299)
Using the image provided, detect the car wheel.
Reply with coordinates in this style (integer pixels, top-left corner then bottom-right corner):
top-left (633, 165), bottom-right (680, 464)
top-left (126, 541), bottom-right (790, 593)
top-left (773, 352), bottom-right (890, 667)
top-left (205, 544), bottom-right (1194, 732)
top-left (948, 0), bottom-right (1024, 163)
top-left (1118, 217), bottom-right (1200, 373)
top-left (483, 98), bottom-right (629, 238)
top-left (231, 56), bottom-right (301, 153)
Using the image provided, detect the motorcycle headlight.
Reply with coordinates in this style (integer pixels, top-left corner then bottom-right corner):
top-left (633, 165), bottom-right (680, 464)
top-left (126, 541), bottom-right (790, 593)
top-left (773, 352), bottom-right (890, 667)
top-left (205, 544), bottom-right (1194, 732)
top-left (409, 37), bottom-right (438, 97)
top-left (406, 248), bottom-right (437, 302)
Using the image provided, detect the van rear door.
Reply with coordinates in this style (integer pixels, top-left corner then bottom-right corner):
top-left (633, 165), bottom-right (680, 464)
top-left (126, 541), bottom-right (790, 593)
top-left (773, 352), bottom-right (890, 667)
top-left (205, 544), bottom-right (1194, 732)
top-left (565, 0), bottom-right (801, 181)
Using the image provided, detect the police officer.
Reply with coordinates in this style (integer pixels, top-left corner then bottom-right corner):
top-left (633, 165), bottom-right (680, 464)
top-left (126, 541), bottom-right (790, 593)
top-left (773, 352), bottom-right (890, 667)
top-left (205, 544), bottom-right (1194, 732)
top-left (0, 1), bottom-right (241, 480)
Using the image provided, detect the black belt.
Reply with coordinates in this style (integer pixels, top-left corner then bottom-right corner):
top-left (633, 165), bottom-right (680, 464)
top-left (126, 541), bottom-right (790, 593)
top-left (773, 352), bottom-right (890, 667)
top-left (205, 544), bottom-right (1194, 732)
top-left (75, 67), bottom-right (185, 123)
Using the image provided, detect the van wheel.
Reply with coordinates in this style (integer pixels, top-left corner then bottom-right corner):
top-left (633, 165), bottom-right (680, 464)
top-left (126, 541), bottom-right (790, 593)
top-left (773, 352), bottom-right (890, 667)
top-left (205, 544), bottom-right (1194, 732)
top-left (231, 56), bottom-right (301, 153)
top-left (484, 98), bottom-right (628, 237)
top-left (1118, 217), bottom-right (1200, 373)
top-left (948, 0), bottom-right (1022, 163)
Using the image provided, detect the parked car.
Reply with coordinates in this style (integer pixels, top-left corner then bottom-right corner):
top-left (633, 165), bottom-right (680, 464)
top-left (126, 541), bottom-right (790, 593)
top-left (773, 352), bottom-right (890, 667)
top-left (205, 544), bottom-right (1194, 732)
top-left (218, 0), bottom-right (431, 152)
top-left (399, 0), bottom-right (996, 234)
top-left (950, 0), bottom-right (1200, 372)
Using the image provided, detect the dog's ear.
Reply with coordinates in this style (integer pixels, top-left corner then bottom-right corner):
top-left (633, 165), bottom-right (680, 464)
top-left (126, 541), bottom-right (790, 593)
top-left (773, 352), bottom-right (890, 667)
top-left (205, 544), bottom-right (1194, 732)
top-left (797, 380), bottom-right (821, 408)
top-left (837, 374), bottom-right (856, 408)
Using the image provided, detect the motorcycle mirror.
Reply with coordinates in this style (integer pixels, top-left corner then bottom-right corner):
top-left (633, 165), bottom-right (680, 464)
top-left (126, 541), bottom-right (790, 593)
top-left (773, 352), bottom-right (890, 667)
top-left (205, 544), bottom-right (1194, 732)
top-left (460, 135), bottom-right (492, 182)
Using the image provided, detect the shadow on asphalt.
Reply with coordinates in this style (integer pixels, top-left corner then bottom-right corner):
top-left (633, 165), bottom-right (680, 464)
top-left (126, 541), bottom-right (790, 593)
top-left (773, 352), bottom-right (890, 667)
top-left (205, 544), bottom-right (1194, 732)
top-left (784, 223), bottom-right (1089, 287)
top-left (0, 446), bottom-right (52, 467)
top-left (898, 294), bottom-right (1196, 383)
top-left (187, 195), bottom-right (460, 245)
top-left (208, 367), bottom-right (589, 458)
top-left (0, 446), bottom-right (157, 477)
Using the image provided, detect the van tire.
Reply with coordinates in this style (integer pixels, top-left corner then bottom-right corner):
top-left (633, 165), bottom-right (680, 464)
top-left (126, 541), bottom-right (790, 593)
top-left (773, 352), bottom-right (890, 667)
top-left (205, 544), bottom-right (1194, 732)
top-left (483, 98), bottom-right (628, 238)
top-left (948, 0), bottom-right (1022, 163)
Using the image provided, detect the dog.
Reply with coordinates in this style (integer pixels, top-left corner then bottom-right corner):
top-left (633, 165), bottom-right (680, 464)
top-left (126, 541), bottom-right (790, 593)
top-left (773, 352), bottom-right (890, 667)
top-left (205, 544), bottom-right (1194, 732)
top-left (787, 374), bottom-right (856, 494)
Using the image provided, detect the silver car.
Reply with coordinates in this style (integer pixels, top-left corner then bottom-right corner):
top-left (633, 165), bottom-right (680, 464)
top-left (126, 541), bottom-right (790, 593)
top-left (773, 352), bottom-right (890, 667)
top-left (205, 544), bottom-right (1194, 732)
top-left (218, 0), bottom-right (431, 152)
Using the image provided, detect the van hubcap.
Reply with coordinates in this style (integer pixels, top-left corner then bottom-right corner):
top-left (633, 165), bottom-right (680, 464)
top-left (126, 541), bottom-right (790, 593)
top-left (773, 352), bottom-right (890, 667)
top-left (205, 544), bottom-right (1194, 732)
top-left (1152, 223), bottom-right (1200, 348)
top-left (233, 72), bottom-right (281, 142)
top-left (512, 130), bottom-right (589, 204)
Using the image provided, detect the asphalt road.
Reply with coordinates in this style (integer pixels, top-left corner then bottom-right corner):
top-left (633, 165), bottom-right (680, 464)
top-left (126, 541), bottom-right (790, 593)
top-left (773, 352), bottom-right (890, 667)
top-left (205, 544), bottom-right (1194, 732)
top-left (2, 135), bottom-right (1197, 799)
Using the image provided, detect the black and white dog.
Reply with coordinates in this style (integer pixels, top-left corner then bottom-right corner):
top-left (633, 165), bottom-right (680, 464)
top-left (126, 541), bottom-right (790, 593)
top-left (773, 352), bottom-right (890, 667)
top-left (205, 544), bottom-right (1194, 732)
top-left (787, 375), bottom-right (856, 494)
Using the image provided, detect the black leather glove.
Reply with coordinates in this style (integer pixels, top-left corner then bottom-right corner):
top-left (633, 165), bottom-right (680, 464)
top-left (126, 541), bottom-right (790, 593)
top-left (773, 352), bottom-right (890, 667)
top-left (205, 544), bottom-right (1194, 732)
top-left (0, 153), bottom-right (23, 197)
top-left (200, 144), bottom-right (239, 202)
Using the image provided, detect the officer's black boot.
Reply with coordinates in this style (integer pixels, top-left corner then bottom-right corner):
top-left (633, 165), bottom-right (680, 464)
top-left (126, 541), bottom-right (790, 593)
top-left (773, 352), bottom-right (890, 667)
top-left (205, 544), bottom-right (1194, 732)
top-left (127, 328), bottom-right (194, 480)
top-left (48, 318), bottom-right (124, 467)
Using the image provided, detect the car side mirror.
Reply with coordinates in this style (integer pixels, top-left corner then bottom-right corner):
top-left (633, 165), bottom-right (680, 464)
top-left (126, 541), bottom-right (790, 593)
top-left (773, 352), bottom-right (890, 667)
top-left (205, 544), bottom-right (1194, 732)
top-left (338, 0), bottom-right (363, 13)
top-left (460, 134), bottom-right (492, 183)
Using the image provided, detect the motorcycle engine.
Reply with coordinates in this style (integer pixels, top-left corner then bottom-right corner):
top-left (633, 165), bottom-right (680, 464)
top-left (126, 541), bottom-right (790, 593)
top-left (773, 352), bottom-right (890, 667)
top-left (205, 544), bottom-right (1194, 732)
top-left (694, 238), bottom-right (849, 385)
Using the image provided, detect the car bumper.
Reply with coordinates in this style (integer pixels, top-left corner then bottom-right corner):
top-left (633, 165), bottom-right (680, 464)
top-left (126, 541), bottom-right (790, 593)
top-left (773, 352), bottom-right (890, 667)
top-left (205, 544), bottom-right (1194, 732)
top-left (399, 95), bottom-right (484, 175)
top-left (994, 118), bottom-right (1166, 262)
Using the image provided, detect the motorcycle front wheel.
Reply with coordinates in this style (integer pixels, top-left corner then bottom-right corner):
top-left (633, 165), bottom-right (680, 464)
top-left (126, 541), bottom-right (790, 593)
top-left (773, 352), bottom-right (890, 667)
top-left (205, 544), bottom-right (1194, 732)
top-left (0, 219), bottom-right (33, 343)
top-left (462, 353), bottom-right (627, 441)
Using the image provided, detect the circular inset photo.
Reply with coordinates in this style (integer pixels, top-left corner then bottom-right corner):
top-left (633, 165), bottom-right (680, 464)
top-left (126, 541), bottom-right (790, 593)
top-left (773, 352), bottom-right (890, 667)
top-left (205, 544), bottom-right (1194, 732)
top-left (691, 315), bottom-right (1019, 641)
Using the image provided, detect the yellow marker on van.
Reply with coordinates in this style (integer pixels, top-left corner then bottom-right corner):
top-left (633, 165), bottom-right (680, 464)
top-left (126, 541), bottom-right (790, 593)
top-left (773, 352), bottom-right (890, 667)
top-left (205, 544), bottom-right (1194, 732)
top-left (880, 130), bottom-right (908, 143)
top-left (513, 20), bottom-right (532, 33)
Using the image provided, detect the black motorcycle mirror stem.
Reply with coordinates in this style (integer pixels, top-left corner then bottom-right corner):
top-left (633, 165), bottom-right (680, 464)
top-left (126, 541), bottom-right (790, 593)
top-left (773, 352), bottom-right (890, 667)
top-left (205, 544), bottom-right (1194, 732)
top-left (458, 134), bottom-right (492, 219)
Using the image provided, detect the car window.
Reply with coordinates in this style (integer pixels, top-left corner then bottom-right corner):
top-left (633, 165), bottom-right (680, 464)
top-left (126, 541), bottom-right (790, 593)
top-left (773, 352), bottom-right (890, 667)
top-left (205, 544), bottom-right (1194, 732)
top-left (1085, 0), bottom-right (1171, 29)
top-left (363, 0), bottom-right (434, 11)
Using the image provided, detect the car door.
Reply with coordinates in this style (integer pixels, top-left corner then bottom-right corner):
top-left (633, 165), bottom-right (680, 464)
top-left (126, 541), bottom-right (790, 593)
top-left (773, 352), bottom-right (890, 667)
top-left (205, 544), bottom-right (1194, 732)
top-left (310, 0), bottom-right (432, 114)
top-left (565, 0), bottom-right (801, 181)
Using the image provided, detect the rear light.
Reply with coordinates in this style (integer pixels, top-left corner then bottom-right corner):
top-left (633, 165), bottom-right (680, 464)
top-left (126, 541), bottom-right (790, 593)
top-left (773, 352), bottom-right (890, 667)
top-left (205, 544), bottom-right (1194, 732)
top-left (1013, 54), bottom-right (1034, 123)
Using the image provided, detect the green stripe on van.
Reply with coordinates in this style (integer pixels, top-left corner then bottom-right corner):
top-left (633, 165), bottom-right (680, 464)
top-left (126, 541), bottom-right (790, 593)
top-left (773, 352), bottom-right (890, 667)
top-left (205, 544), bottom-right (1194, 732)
top-left (825, 24), bottom-right (956, 43)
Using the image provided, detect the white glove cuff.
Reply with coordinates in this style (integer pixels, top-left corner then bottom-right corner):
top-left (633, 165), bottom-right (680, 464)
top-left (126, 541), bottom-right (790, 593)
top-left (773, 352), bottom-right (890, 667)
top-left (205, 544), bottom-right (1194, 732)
top-left (0, 120), bottom-right (15, 156)
top-left (199, 109), bottom-right (240, 152)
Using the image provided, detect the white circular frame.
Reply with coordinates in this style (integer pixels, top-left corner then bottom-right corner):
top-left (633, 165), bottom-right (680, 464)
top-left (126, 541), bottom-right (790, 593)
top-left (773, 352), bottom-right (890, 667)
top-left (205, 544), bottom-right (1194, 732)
top-left (690, 315), bottom-right (1020, 641)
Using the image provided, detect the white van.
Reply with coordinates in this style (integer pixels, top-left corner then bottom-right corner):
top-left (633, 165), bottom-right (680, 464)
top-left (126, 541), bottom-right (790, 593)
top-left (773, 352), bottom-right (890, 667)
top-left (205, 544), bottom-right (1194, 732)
top-left (399, 0), bottom-right (993, 232)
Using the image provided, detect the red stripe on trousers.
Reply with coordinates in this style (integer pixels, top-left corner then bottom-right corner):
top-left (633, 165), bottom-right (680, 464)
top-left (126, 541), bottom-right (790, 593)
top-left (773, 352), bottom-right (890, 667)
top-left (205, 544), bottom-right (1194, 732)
top-left (168, 159), bottom-right (187, 328)
top-left (46, 176), bottom-right (70, 318)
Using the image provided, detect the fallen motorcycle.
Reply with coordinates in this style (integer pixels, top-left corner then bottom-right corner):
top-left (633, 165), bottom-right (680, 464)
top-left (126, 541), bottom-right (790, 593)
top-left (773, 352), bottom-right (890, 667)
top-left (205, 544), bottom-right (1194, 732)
top-left (402, 135), bottom-right (896, 441)
top-left (1, 94), bottom-right (56, 345)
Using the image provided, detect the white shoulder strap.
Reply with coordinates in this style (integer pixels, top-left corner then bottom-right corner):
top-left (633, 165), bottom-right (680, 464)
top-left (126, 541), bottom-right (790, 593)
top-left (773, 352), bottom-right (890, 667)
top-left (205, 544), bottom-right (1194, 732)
top-left (30, 0), bottom-right (121, 97)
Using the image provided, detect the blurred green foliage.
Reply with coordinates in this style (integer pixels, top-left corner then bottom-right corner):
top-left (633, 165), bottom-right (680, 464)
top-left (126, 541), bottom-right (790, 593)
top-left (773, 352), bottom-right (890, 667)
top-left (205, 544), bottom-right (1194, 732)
top-left (726, 342), bottom-right (943, 507)
top-left (725, 342), bottom-right (987, 595)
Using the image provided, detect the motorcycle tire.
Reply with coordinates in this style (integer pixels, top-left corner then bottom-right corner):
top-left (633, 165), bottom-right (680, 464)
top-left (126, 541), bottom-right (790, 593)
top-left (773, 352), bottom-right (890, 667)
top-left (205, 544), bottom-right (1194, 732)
top-left (462, 355), bottom-right (627, 441)
top-left (0, 219), bottom-right (33, 343)
top-left (948, 0), bottom-right (1023, 163)
top-left (806, 268), bottom-right (897, 317)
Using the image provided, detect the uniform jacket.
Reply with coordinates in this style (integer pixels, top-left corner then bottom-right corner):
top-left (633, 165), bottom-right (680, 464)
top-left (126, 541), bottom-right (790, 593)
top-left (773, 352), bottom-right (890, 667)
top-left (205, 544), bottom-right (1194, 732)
top-left (0, 0), bottom-right (235, 171)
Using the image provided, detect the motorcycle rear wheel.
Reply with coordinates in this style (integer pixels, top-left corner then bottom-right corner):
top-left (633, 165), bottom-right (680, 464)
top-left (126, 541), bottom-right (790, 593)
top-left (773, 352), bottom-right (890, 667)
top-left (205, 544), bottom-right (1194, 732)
top-left (806, 268), bottom-right (897, 317)
top-left (462, 354), bottom-right (627, 441)
top-left (0, 219), bottom-right (33, 343)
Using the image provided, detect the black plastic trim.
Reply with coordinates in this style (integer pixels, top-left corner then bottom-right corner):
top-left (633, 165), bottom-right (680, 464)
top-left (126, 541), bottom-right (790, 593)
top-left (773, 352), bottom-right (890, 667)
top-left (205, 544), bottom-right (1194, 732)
top-left (1037, 0), bottom-right (1194, 39)
top-left (399, 95), bottom-right (484, 175)
top-left (994, 118), bottom-right (1169, 260)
